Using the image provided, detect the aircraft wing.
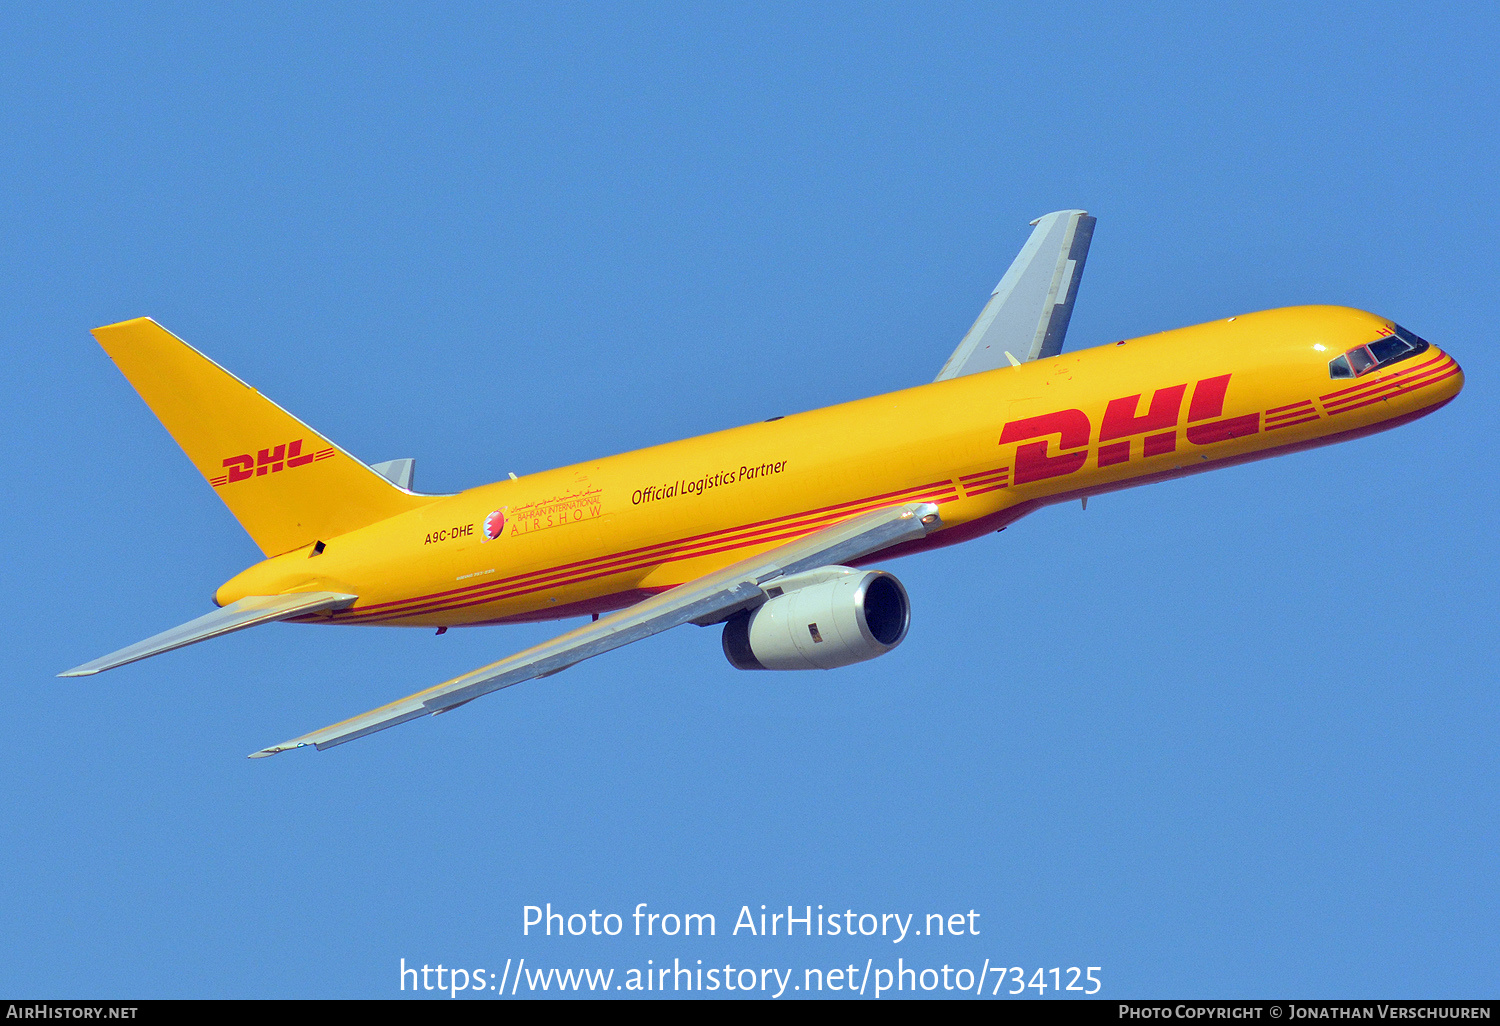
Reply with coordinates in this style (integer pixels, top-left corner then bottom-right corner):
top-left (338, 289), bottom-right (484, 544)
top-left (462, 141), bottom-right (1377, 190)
top-left (250, 501), bottom-right (943, 757)
top-left (935, 209), bottom-right (1096, 380)
top-left (59, 592), bottom-right (359, 677)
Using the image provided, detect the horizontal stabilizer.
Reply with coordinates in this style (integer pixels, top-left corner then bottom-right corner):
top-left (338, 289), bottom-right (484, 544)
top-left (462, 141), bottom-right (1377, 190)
top-left (369, 459), bottom-right (416, 490)
top-left (935, 209), bottom-right (1095, 380)
top-left (59, 592), bottom-right (357, 677)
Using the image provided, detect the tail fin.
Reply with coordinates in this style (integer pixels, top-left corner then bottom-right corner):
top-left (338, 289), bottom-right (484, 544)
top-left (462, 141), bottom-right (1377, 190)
top-left (92, 318), bottom-right (435, 556)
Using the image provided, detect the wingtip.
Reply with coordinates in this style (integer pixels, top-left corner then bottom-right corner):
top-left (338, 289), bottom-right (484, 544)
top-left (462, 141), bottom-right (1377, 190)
top-left (1029, 209), bottom-right (1089, 226)
top-left (248, 742), bottom-right (303, 759)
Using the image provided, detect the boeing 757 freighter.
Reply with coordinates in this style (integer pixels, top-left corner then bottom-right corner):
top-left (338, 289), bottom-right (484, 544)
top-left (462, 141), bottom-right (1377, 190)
top-left (61, 212), bottom-right (1463, 756)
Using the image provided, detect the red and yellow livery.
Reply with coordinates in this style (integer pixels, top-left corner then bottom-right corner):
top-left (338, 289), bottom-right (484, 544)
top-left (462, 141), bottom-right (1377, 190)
top-left (62, 213), bottom-right (1463, 756)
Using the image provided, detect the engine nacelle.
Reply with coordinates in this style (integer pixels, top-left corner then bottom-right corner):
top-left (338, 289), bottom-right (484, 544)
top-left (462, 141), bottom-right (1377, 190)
top-left (721, 566), bottom-right (910, 670)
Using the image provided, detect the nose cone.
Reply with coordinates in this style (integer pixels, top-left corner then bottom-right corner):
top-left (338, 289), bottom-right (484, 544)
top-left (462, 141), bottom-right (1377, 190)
top-left (1390, 344), bottom-right (1463, 420)
top-left (1428, 348), bottom-right (1464, 402)
top-left (1426, 347), bottom-right (1464, 404)
top-left (1318, 343), bottom-right (1462, 428)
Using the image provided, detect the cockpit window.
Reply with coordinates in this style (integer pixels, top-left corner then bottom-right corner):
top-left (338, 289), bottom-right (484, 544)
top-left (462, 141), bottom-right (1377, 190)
top-left (1369, 336), bottom-right (1411, 363)
top-left (1328, 324), bottom-right (1431, 379)
top-left (1392, 324), bottom-right (1432, 353)
top-left (1347, 347), bottom-right (1377, 375)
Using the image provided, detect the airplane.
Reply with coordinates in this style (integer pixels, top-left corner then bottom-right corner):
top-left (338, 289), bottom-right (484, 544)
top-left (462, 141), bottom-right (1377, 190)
top-left (60, 210), bottom-right (1464, 758)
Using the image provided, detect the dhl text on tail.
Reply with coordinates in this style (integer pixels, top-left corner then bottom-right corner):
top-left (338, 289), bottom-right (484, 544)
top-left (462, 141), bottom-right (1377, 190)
top-left (60, 211), bottom-right (1463, 757)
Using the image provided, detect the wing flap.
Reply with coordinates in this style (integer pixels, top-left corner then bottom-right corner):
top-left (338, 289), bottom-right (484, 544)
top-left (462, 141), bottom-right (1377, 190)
top-left (59, 592), bottom-right (358, 677)
top-left (250, 502), bottom-right (941, 757)
top-left (935, 209), bottom-right (1096, 380)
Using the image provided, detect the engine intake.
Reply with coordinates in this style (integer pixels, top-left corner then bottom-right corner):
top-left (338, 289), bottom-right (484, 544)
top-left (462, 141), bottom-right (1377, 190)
top-left (722, 566), bottom-right (910, 671)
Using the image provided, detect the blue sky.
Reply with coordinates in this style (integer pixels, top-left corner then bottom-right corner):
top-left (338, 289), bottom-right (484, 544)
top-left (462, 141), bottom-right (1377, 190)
top-left (2, 2), bottom-right (1496, 998)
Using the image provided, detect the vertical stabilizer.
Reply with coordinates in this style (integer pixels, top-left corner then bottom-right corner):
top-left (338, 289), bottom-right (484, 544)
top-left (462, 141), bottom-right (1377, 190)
top-left (92, 318), bottom-right (435, 556)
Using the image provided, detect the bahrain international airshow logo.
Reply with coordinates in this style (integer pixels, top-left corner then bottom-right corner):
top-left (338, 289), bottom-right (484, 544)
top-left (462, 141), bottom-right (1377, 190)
top-left (482, 510), bottom-right (506, 542)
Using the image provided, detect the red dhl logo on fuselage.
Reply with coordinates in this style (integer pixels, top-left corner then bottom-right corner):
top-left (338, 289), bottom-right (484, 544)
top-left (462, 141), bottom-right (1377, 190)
top-left (963, 351), bottom-right (1454, 498)
top-left (962, 373), bottom-right (1268, 496)
top-left (996, 373), bottom-right (1258, 487)
top-left (209, 439), bottom-right (336, 487)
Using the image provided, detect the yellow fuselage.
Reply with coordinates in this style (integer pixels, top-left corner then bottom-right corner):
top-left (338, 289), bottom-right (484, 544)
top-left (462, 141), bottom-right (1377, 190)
top-left (218, 305), bottom-right (1462, 626)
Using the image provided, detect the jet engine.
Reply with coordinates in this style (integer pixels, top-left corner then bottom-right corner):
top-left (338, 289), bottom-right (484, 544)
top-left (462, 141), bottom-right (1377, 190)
top-left (721, 566), bottom-right (910, 670)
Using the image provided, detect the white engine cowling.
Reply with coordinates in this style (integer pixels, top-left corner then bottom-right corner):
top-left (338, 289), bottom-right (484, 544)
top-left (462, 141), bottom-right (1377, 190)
top-left (722, 566), bottom-right (910, 670)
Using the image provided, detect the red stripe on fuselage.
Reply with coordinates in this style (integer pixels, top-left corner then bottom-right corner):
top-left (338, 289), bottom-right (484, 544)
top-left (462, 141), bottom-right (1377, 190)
top-left (1323, 358), bottom-right (1454, 410)
top-left (1324, 363), bottom-right (1460, 416)
top-left (1264, 414), bottom-right (1320, 431)
top-left (349, 479), bottom-right (957, 616)
top-left (339, 480), bottom-right (958, 623)
top-left (352, 490), bottom-right (958, 623)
